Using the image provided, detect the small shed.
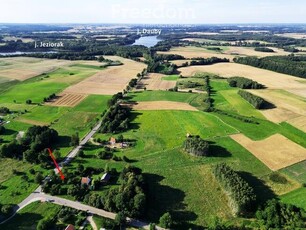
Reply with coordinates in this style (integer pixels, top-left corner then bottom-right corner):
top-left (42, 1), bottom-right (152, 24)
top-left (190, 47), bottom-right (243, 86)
top-left (81, 177), bottom-right (91, 185)
top-left (100, 173), bottom-right (111, 183)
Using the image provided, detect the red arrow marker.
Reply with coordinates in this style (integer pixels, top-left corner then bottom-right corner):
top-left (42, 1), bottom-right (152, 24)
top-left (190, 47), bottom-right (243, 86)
top-left (47, 148), bottom-right (65, 181)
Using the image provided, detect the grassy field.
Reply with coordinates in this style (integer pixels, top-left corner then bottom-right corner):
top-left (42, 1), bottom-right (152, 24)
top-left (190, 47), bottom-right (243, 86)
top-left (161, 75), bottom-right (180, 81)
top-left (1, 202), bottom-right (61, 230)
top-left (73, 94), bottom-right (111, 113)
top-left (281, 187), bottom-right (306, 210)
top-left (0, 65), bottom-right (100, 105)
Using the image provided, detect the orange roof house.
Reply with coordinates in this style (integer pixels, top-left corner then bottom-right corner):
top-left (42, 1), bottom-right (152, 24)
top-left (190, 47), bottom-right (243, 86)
top-left (110, 137), bottom-right (116, 145)
top-left (81, 177), bottom-right (91, 185)
top-left (65, 224), bottom-right (75, 230)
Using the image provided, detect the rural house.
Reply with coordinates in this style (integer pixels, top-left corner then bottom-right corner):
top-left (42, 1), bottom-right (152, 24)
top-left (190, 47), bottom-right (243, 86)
top-left (81, 177), bottom-right (91, 185)
top-left (110, 137), bottom-right (116, 145)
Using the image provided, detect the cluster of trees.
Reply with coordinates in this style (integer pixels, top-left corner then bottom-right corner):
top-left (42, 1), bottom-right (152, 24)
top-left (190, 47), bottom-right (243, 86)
top-left (238, 90), bottom-right (268, 109)
top-left (153, 54), bottom-right (185, 61)
top-left (128, 78), bottom-right (138, 88)
top-left (183, 135), bottom-right (210, 156)
top-left (227, 77), bottom-right (264, 89)
top-left (36, 207), bottom-right (87, 230)
top-left (213, 163), bottom-right (257, 216)
top-left (103, 166), bottom-right (146, 218)
top-left (43, 93), bottom-right (56, 103)
top-left (0, 126), bottom-right (58, 166)
top-left (0, 107), bottom-right (10, 115)
top-left (256, 199), bottom-right (305, 229)
top-left (100, 104), bottom-right (130, 133)
top-left (254, 47), bottom-right (274, 52)
top-left (234, 55), bottom-right (306, 79)
top-left (0, 126), bottom-right (5, 135)
top-left (189, 57), bottom-right (229, 66)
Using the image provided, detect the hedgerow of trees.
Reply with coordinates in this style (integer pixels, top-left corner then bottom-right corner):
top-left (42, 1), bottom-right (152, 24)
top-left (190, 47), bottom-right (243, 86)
top-left (254, 47), bottom-right (274, 52)
top-left (227, 77), bottom-right (264, 89)
top-left (238, 90), bottom-right (268, 109)
top-left (213, 163), bottom-right (257, 216)
top-left (183, 135), bottom-right (210, 156)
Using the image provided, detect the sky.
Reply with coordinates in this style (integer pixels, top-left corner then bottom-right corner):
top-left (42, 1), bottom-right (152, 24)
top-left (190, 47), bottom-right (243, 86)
top-left (0, 0), bottom-right (305, 24)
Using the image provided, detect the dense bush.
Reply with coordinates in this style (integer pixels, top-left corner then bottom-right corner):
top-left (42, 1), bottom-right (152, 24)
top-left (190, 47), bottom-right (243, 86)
top-left (238, 90), bottom-right (268, 109)
top-left (183, 136), bottom-right (209, 156)
top-left (213, 163), bottom-right (257, 216)
top-left (227, 77), bottom-right (264, 89)
top-left (0, 107), bottom-right (10, 115)
top-left (256, 199), bottom-right (305, 229)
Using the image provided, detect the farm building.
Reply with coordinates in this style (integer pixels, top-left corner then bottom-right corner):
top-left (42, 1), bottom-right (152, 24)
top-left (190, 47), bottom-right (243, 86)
top-left (101, 173), bottom-right (111, 183)
top-left (81, 177), bottom-right (91, 185)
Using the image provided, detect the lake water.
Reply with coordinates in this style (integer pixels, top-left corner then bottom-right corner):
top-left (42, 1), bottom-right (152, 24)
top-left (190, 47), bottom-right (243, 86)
top-left (0, 51), bottom-right (57, 56)
top-left (132, 36), bottom-right (162, 48)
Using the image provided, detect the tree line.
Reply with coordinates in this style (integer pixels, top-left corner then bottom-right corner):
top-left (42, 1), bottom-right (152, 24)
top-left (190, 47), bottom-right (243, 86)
top-left (234, 55), bottom-right (306, 79)
top-left (238, 90), bottom-right (268, 109)
top-left (213, 163), bottom-right (257, 216)
top-left (254, 47), bottom-right (274, 52)
top-left (227, 77), bottom-right (264, 89)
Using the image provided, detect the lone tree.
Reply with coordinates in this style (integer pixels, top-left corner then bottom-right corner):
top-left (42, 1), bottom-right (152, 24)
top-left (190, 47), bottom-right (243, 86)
top-left (159, 212), bottom-right (173, 229)
top-left (70, 132), bottom-right (80, 147)
top-left (183, 135), bottom-right (210, 156)
top-left (35, 172), bottom-right (44, 184)
top-left (26, 99), bottom-right (32, 104)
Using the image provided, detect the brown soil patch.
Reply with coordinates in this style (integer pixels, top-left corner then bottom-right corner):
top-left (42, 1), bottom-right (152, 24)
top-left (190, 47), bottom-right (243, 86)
top-left (130, 101), bottom-right (198, 111)
top-left (231, 134), bottom-right (306, 171)
top-left (48, 93), bottom-right (87, 107)
top-left (137, 73), bottom-right (176, 90)
top-left (63, 56), bottom-right (146, 95)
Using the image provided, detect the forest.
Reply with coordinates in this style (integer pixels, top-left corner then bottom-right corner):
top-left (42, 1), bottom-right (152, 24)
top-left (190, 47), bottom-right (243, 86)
top-left (234, 55), bottom-right (306, 79)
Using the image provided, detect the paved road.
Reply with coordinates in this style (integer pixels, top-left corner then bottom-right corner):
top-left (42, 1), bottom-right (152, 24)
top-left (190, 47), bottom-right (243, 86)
top-left (1, 191), bottom-right (163, 230)
top-left (62, 121), bottom-right (102, 165)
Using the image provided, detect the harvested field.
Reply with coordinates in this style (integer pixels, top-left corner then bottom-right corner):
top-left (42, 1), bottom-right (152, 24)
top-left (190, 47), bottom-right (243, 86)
top-left (130, 101), bottom-right (198, 111)
top-left (47, 93), bottom-right (87, 107)
top-left (63, 56), bottom-right (146, 95)
top-left (287, 116), bottom-right (306, 133)
top-left (158, 46), bottom-right (290, 61)
top-left (158, 46), bottom-right (234, 60)
top-left (249, 89), bottom-right (306, 123)
top-left (223, 46), bottom-right (290, 57)
top-left (178, 63), bottom-right (306, 91)
top-left (276, 33), bottom-right (306, 39)
top-left (0, 57), bottom-right (72, 80)
top-left (231, 134), bottom-right (306, 171)
top-left (137, 73), bottom-right (176, 90)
